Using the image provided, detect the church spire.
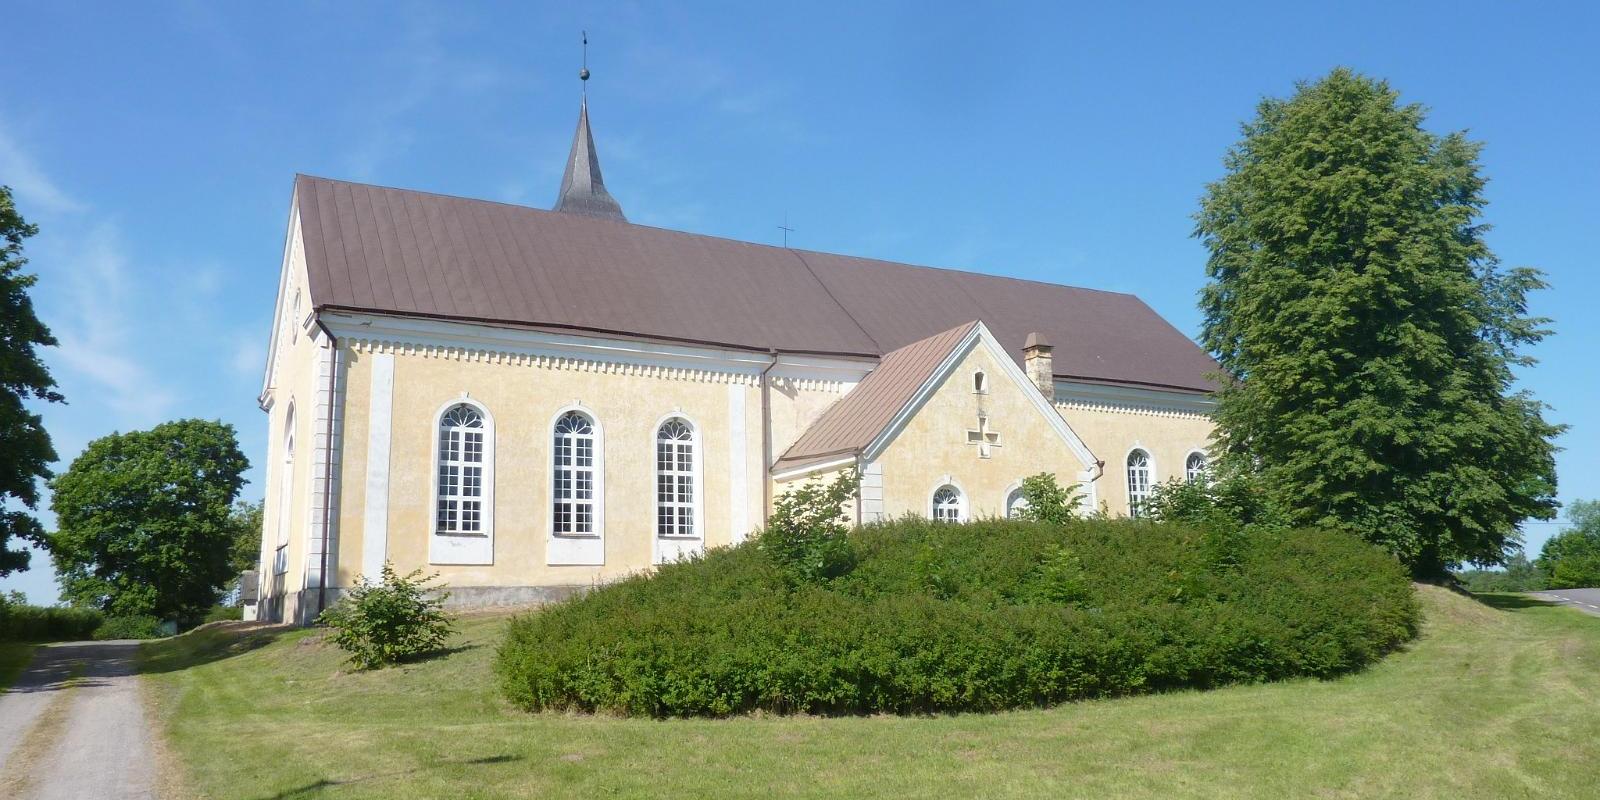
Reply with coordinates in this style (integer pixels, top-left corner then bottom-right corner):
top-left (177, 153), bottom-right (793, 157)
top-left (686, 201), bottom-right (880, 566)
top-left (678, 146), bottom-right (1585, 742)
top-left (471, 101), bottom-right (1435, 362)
top-left (553, 32), bottom-right (627, 222)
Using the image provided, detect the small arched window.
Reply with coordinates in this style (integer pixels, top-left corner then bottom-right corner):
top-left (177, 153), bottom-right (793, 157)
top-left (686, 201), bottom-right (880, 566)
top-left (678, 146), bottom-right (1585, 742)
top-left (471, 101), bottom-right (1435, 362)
top-left (553, 411), bottom-right (598, 535)
top-left (932, 485), bottom-right (965, 523)
top-left (436, 404), bottom-right (486, 535)
top-left (1185, 452), bottom-right (1208, 484)
top-left (1127, 449), bottom-right (1151, 518)
top-left (656, 418), bottom-right (696, 537)
top-left (973, 371), bottom-right (987, 394)
top-left (1006, 487), bottom-right (1029, 519)
top-left (274, 403), bottom-right (296, 573)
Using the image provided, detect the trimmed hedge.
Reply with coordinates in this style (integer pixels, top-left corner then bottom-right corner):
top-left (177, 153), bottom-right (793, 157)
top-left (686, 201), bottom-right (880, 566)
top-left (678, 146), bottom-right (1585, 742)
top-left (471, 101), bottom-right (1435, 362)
top-left (497, 518), bottom-right (1419, 717)
top-left (0, 601), bottom-right (104, 642)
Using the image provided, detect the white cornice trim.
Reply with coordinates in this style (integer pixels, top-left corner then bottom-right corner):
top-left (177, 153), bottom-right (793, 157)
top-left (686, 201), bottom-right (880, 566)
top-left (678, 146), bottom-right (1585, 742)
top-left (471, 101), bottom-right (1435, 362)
top-left (1054, 380), bottom-right (1216, 418)
top-left (259, 195), bottom-right (302, 410)
top-left (771, 455), bottom-right (857, 482)
top-left (321, 311), bottom-right (874, 387)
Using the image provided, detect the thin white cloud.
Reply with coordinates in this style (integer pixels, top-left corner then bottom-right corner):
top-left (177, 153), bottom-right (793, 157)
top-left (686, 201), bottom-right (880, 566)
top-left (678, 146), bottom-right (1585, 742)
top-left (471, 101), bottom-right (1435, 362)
top-left (49, 224), bottom-right (178, 425)
top-left (0, 124), bottom-right (85, 215)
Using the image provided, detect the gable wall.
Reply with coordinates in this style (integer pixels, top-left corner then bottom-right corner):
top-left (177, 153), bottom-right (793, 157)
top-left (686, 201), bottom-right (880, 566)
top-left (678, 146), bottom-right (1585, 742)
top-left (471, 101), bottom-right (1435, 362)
top-left (873, 342), bottom-right (1090, 520)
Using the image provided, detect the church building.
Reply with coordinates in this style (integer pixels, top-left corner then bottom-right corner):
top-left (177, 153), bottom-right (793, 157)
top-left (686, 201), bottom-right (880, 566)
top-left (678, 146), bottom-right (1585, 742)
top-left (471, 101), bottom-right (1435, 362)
top-left (253, 87), bottom-right (1220, 624)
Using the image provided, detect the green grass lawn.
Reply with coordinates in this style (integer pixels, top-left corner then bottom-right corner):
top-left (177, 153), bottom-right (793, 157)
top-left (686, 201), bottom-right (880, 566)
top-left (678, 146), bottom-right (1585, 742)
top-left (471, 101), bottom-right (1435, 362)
top-left (141, 586), bottom-right (1600, 799)
top-left (1, 641), bottom-right (37, 692)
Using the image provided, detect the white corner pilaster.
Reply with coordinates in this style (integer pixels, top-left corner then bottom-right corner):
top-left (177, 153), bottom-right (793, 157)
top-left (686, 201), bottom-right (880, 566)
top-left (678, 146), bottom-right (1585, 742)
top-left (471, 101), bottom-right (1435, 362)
top-left (360, 352), bottom-right (395, 580)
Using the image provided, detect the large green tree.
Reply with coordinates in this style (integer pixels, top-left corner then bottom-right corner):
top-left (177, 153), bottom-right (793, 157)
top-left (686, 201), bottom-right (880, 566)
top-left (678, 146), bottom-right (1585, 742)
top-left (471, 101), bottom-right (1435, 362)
top-left (1195, 68), bottom-right (1561, 576)
top-left (1537, 500), bottom-right (1600, 589)
top-left (0, 185), bottom-right (62, 577)
top-left (49, 419), bottom-right (249, 621)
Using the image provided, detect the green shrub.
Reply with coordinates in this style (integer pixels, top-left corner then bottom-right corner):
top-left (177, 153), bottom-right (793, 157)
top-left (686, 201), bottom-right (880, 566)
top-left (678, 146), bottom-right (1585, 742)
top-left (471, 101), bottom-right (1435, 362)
top-left (0, 596), bottom-right (104, 642)
top-left (497, 518), bottom-right (1418, 717)
top-left (1536, 500), bottom-right (1600, 590)
top-left (318, 563), bottom-right (454, 670)
top-left (1015, 472), bottom-right (1084, 524)
top-left (93, 614), bottom-right (165, 640)
top-left (757, 469), bottom-right (859, 585)
top-left (203, 604), bottom-right (244, 623)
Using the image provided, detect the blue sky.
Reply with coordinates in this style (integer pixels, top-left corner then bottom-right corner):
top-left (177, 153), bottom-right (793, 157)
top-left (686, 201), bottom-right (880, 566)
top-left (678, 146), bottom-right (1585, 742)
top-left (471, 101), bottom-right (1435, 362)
top-left (3, 1), bottom-right (1595, 602)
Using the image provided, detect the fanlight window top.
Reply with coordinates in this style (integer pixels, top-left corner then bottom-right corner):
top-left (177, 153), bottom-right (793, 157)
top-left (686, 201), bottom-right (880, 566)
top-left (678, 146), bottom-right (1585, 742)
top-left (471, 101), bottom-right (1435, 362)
top-left (442, 404), bottom-right (484, 429)
top-left (933, 485), bottom-right (963, 522)
top-left (555, 411), bottom-right (593, 435)
top-left (658, 418), bottom-right (692, 441)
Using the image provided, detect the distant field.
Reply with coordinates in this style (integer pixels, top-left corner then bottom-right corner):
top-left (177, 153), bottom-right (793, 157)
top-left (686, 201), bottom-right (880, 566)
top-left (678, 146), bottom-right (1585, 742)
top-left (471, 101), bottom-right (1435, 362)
top-left (141, 586), bottom-right (1600, 799)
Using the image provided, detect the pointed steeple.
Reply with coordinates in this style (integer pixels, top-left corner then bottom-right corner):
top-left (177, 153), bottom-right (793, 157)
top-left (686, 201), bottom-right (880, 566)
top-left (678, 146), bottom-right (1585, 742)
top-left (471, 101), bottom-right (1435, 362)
top-left (553, 35), bottom-right (626, 222)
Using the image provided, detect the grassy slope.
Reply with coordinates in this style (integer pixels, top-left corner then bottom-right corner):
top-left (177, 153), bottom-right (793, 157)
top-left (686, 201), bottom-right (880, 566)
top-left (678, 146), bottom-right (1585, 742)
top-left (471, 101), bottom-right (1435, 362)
top-left (142, 587), bottom-right (1600, 800)
top-left (1, 641), bottom-right (37, 692)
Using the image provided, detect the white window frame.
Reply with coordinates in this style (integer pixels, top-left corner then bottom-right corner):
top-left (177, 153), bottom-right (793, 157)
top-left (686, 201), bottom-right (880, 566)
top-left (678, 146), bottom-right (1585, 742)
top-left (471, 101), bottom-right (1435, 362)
top-left (546, 404), bottom-right (606, 566)
top-left (1126, 448), bottom-right (1153, 518)
top-left (1004, 484), bottom-right (1029, 519)
top-left (276, 402), bottom-right (295, 548)
top-left (931, 481), bottom-right (966, 523)
top-left (1185, 450), bottom-right (1208, 484)
top-left (428, 398), bottom-right (495, 565)
top-left (653, 413), bottom-right (705, 565)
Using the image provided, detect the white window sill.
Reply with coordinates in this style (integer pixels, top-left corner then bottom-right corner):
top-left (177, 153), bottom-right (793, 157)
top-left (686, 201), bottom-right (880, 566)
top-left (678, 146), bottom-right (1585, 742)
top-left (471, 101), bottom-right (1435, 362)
top-left (434, 531), bottom-right (490, 539)
top-left (552, 532), bottom-right (602, 539)
top-left (657, 534), bottom-right (702, 540)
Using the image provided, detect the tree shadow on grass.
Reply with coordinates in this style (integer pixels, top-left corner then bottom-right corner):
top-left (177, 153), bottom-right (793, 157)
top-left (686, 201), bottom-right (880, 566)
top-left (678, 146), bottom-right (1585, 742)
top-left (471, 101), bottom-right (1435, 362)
top-left (1471, 593), bottom-right (1558, 611)
top-left (252, 754), bottom-right (523, 799)
top-left (137, 623), bottom-right (291, 675)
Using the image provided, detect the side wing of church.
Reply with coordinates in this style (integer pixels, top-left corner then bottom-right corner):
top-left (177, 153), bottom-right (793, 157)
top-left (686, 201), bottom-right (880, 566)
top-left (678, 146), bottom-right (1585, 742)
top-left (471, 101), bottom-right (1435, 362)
top-left (251, 95), bottom-right (1219, 624)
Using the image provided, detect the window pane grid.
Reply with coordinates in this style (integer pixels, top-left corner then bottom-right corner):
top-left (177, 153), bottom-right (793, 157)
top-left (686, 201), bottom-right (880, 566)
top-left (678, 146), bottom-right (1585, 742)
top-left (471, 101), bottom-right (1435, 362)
top-left (436, 405), bottom-right (485, 535)
top-left (1127, 450), bottom-right (1151, 518)
top-left (656, 419), bottom-right (695, 537)
top-left (933, 485), bottom-right (962, 523)
top-left (553, 412), bottom-right (596, 535)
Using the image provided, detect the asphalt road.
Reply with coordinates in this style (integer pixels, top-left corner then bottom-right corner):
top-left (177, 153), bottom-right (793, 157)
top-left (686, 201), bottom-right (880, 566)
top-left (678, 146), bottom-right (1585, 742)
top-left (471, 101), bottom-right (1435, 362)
top-left (1529, 588), bottom-right (1600, 617)
top-left (0, 640), bottom-right (156, 800)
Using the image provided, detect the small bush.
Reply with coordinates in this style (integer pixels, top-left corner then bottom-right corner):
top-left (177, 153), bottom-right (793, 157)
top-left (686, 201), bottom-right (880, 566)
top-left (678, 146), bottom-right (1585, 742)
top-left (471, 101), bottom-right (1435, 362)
top-left (94, 614), bottom-right (165, 640)
top-left (203, 605), bottom-right (245, 623)
top-left (0, 596), bottom-right (104, 642)
top-left (497, 517), bottom-right (1418, 717)
top-left (758, 469), bottom-right (859, 584)
top-left (1015, 472), bottom-right (1084, 525)
top-left (318, 563), bottom-right (454, 670)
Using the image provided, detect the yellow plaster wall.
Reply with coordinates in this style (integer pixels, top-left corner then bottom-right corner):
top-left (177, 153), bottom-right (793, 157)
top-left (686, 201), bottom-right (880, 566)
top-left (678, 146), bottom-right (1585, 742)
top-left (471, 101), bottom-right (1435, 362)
top-left (333, 348), bottom-right (765, 588)
top-left (1057, 403), bottom-right (1215, 516)
top-left (874, 342), bottom-right (1090, 519)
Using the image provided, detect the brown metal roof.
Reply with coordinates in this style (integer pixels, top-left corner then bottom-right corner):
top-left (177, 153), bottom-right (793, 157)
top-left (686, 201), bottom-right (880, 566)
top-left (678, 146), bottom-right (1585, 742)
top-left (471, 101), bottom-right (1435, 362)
top-left (293, 175), bottom-right (1219, 392)
top-left (775, 322), bottom-right (978, 472)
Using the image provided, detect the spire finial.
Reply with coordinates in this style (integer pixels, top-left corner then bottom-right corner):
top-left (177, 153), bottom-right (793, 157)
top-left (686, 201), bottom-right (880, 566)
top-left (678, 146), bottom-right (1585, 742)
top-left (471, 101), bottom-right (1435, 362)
top-left (579, 31), bottom-right (590, 96)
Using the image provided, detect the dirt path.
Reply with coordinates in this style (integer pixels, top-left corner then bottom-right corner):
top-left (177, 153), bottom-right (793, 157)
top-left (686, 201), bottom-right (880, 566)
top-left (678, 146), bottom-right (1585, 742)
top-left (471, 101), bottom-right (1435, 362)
top-left (0, 641), bottom-right (156, 800)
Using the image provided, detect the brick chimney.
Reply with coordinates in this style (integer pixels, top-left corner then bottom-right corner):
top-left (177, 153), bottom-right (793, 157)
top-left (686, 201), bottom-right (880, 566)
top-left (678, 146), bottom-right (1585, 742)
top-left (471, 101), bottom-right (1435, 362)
top-left (1023, 332), bottom-right (1055, 402)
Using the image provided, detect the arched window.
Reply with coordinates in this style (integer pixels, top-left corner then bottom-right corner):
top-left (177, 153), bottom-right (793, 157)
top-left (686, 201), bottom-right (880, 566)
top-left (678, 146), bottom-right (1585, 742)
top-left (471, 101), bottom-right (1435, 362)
top-left (973, 371), bottom-right (987, 394)
top-left (274, 403), bottom-right (295, 574)
top-left (1127, 449), bottom-right (1151, 517)
top-left (289, 290), bottom-right (301, 344)
top-left (553, 411), bottom-right (597, 535)
top-left (1006, 487), bottom-right (1029, 519)
top-left (932, 485), bottom-right (965, 523)
top-left (435, 404), bottom-right (486, 535)
top-left (656, 418), bottom-right (696, 537)
top-left (1185, 451), bottom-right (1208, 484)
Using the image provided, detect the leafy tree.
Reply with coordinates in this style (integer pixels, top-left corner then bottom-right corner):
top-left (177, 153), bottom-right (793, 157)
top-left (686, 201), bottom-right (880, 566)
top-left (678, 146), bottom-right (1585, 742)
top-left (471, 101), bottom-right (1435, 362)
top-left (1456, 552), bottom-right (1546, 593)
top-left (758, 469), bottom-right (859, 584)
top-left (226, 499), bottom-right (265, 575)
top-left (48, 419), bottom-right (250, 623)
top-left (1144, 474), bottom-right (1289, 534)
top-left (1195, 68), bottom-right (1561, 576)
top-left (1015, 472), bottom-right (1083, 525)
top-left (1536, 500), bottom-right (1600, 589)
top-left (0, 185), bottom-right (63, 576)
